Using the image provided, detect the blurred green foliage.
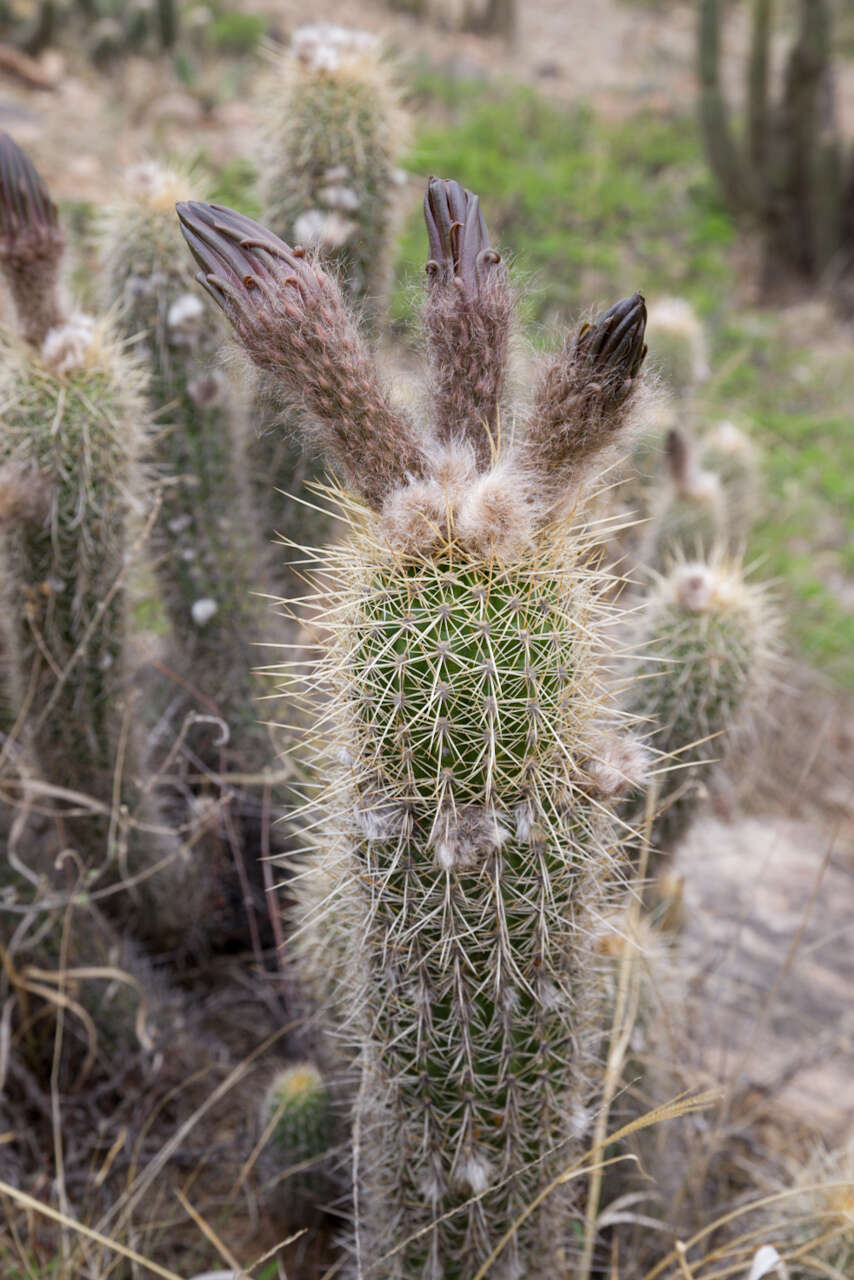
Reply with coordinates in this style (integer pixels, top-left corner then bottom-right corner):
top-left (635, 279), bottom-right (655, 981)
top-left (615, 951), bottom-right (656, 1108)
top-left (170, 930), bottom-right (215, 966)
top-left (391, 74), bottom-right (734, 336)
top-left (209, 9), bottom-right (266, 53)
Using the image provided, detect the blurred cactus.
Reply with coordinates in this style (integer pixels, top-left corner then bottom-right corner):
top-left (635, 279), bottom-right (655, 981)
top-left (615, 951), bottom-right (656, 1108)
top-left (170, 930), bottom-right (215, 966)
top-left (0, 134), bottom-right (198, 948)
top-left (254, 23), bottom-right (405, 587)
top-left (0, 137), bottom-right (144, 850)
top-left (645, 297), bottom-right (709, 397)
top-left (260, 24), bottom-right (403, 330)
top-left (630, 558), bottom-right (775, 858)
top-left (645, 427), bottom-right (724, 570)
top-left (698, 0), bottom-right (853, 297)
top-left (99, 163), bottom-right (270, 775)
top-left (177, 184), bottom-right (650, 1275)
top-left (700, 420), bottom-right (761, 547)
top-left (260, 1061), bottom-right (334, 1222)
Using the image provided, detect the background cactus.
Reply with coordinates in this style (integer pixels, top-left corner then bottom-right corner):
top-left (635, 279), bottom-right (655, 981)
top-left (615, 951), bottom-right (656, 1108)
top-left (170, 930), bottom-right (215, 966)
top-left (177, 184), bottom-right (651, 1276)
top-left (644, 426), bottom-right (724, 571)
top-left (0, 134), bottom-right (198, 948)
top-left (645, 296), bottom-right (709, 398)
top-left (253, 23), bottom-right (405, 588)
top-left (0, 136), bottom-right (145, 854)
top-left (99, 162), bottom-right (271, 776)
top-left (700, 419), bottom-right (761, 548)
top-left (259, 1061), bottom-right (334, 1223)
top-left (698, 0), bottom-right (852, 298)
top-left (629, 558), bottom-right (775, 858)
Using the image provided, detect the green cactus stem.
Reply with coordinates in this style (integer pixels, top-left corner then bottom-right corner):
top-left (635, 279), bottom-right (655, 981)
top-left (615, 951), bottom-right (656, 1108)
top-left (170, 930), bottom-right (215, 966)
top-left (100, 163), bottom-right (271, 774)
top-left (644, 296), bottom-right (709, 398)
top-left (254, 23), bottom-right (405, 590)
top-left (177, 187), bottom-right (651, 1277)
top-left (699, 420), bottom-right (761, 548)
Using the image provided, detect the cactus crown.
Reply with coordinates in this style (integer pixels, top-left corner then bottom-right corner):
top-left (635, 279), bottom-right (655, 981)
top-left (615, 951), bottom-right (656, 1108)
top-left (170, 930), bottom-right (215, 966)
top-left (176, 184), bottom-right (648, 554)
top-left (0, 132), bottom-right (66, 347)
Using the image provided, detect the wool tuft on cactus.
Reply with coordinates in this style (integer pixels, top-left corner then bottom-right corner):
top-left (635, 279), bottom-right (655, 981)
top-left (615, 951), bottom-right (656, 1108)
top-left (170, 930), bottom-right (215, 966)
top-left (176, 184), bottom-right (650, 1277)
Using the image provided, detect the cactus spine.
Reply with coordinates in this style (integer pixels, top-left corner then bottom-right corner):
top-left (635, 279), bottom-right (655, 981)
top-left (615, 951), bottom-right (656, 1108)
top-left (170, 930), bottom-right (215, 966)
top-left (630, 558), bottom-right (774, 856)
top-left (176, 182), bottom-right (650, 1276)
top-left (0, 134), bottom-right (147, 863)
top-left (99, 164), bottom-right (269, 770)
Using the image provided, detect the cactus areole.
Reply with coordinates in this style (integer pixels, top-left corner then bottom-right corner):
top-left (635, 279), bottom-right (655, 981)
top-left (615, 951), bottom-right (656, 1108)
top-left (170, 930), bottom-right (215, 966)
top-left (177, 184), bottom-right (649, 1277)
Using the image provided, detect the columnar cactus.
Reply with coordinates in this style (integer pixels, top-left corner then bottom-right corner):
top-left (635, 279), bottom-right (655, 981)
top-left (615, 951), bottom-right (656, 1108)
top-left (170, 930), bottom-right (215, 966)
top-left (260, 24), bottom-right (402, 328)
top-left (0, 136), bottom-right (197, 947)
top-left (645, 426), bottom-right (724, 570)
top-left (99, 164), bottom-right (269, 770)
top-left (0, 134), bottom-right (146, 858)
top-left (255, 24), bottom-right (405, 584)
top-left (177, 183), bottom-right (650, 1277)
top-left (645, 296), bottom-right (709, 398)
top-left (629, 558), bottom-right (774, 857)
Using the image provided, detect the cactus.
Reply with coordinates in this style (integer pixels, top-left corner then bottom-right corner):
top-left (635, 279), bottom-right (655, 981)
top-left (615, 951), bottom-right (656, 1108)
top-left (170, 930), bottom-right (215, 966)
top-left (260, 24), bottom-right (402, 329)
top-left (177, 183), bottom-right (651, 1276)
top-left (699, 420), bottom-right (761, 547)
top-left (99, 163), bottom-right (270, 774)
top-left (260, 1061), bottom-right (334, 1222)
top-left (644, 297), bottom-right (709, 398)
top-left (629, 558), bottom-right (774, 858)
top-left (0, 136), bottom-right (144, 851)
top-left (698, 0), bottom-right (852, 293)
top-left (0, 134), bottom-right (200, 950)
top-left (644, 427), bottom-right (724, 570)
top-left (254, 23), bottom-right (405, 587)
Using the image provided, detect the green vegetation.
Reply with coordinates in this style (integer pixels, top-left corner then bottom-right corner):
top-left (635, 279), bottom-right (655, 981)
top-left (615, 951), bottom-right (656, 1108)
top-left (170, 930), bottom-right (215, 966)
top-left (392, 75), bottom-right (734, 331)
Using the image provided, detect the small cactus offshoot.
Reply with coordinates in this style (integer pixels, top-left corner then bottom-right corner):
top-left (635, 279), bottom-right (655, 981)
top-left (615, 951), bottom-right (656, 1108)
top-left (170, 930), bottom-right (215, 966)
top-left (177, 184), bottom-right (650, 1277)
top-left (260, 1061), bottom-right (334, 1222)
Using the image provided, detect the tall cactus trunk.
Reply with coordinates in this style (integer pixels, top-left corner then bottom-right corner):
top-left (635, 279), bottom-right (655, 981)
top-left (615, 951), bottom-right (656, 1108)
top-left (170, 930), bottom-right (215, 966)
top-left (698, 0), bottom-right (850, 298)
top-left (176, 178), bottom-right (651, 1275)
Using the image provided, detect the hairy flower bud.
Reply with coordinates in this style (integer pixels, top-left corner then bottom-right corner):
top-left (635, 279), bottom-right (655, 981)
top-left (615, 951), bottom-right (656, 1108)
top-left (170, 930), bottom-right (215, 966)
top-left (0, 131), bottom-right (66, 346)
top-left (423, 176), bottom-right (512, 468)
top-left (176, 200), bottom-right (426, 509)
